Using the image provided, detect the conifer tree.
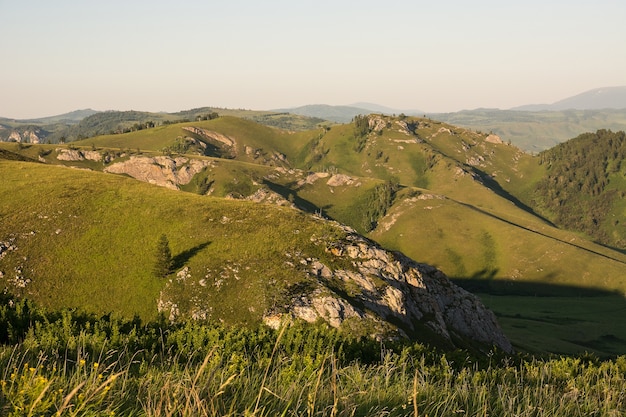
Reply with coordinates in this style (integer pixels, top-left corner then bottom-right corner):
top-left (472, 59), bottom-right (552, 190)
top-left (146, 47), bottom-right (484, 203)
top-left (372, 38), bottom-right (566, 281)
top-left (153, 234), bottom-right (173, 278)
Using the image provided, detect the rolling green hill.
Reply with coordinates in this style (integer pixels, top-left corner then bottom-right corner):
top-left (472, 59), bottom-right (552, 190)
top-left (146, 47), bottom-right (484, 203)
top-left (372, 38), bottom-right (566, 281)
top-left (0, 159), bottom-right (517, 352)
top-left (10, 115), bottom-right (626, 285)
top-left (13, 115), bottom-right (626, 288)
top-left (0, 108), bottom-right (327, 144)
top-left (2, 113), bottom-right (626, 355)
top-left (0, 160), bottom-right (346, 323)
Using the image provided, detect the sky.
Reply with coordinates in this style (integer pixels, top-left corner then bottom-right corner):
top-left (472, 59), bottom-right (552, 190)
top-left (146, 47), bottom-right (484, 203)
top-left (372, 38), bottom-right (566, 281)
top-left (1, 0), bottom-right (625, 119)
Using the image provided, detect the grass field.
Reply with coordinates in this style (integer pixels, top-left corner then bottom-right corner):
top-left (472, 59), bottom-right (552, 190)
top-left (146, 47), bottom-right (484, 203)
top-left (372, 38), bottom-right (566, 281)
top-left (452, 279), bottom-right (626, 357)
top-left (2, 308), bottom-right (625, 417)
top-left (0, 160), bottom-right (347, 323)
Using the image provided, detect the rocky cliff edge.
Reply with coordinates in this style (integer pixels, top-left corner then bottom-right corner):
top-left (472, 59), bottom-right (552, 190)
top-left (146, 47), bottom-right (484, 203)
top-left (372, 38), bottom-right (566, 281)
top-left (159, 222), bottom-right (513, 353)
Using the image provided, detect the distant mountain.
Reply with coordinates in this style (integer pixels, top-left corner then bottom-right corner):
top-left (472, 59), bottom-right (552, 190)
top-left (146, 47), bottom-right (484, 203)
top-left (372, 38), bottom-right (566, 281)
top-left (275, 103), bottom-right (423, 124)
top-left (25, 108), bottom-right (100, 124)
top-left (0, 109), bottom-right (100, 144)
top-left (512, 86), bottom-right (626, 111)
top-left (0, 107), bottom-right (324, 144)
top-left (274, 104), bottom-right (371, 123)
top-left (430, 107), bottom-right (626, 152)
top-left (349, 102), bottom-right (423, 116)
top-left (0, 109), bottom-right (99, 125)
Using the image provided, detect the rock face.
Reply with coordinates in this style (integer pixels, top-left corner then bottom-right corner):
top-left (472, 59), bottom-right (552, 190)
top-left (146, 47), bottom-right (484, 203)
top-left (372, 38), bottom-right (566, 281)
top-left (157, 217), bottom-right (513, 353)
top-left (265, 228), bottom-right (513, 352)
top-left (485, 134), bottom-right (504, 144)
top-left (56, 149), bottom-right (103, 161)
top-left (182, 127), bottom-right (235, 147)
top-left (104, 156), bottom-right (213, 190)
top-left (326, 174), bottom-right (360, 187)
top-left (4, 128), bottom-right (43, 144)
top-left (243, 187), bottom-right (294, 206)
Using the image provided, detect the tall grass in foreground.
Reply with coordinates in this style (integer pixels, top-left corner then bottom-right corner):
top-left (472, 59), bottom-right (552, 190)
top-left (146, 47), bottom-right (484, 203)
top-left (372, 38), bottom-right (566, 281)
top-left (1, 299), bottom-right (625, 416)
top-left (2, 343), bottom-right (626, 416)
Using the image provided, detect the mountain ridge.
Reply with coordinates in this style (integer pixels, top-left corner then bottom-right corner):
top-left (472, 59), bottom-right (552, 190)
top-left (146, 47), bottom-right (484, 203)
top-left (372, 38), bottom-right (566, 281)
top-left (3, 86), bottom-right (626, 150)
top-left (511, 86), bottom-right (626, 111)
top-left (0, 108), bottom-right (99, 124)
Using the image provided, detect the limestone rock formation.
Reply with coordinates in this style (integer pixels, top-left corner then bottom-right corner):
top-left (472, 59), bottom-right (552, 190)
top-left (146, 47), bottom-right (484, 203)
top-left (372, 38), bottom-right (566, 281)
top-left (56, 149), bottom-right (103, 161)
top-left (268, 228), bottom-right (513, 352)
top-left (182, 127), bottom-right (235, 147)
top-left (157, 219), bottom-right (513, 353)
top-left (104, 156), bottom-right (213, 190)
top-left (4, 128), bottom-right (43, 144)
top-left (485, 133), bottom-right (504, 144)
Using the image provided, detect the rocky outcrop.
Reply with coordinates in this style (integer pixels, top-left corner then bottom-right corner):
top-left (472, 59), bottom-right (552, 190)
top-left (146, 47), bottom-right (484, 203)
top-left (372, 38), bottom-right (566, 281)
top-left (243, 187), bottom-right (294, 207)
top-left (5, 128), bottom-right (43, 144)
top-left (182, 127), bottom-right (235, 148)
top-left (368, 116), bottom-right (387, 132)
top-left (56, 149), bottom-right (103, 162)
top-left (326, 174), bottom-right (360, 187)
top-left (0, 238), bottom-right (17, 260)
top-left (395, 120), bottom-right (414, 136)
top-left (296, 172), bottom-right (329, 187)
top-left (485, 134), bottom-right (503, 144)
top-left (156, 214), bottom-right (511, 351)
top-left (265, 227), bottom-right (513, 353)
top-left (104, 156), bottom-right (213, 190)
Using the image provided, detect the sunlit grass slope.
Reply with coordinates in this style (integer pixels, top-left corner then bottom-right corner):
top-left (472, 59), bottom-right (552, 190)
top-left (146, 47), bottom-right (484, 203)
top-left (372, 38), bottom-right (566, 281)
top-left (15, 114), bottom-right (626, 292)
top-left (3, 113), bottom-right (626, 355)
top-left (72, 116), bottom-right (315, 160)
top-left (371, 189), bottom-right (626, 289)
top-left (0, 160), bottom-right (345, 322)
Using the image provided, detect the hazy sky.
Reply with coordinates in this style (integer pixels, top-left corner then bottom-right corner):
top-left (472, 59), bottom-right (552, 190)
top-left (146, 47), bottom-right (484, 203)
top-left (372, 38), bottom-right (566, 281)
top-left (1, 0), bottom-right (625, 119)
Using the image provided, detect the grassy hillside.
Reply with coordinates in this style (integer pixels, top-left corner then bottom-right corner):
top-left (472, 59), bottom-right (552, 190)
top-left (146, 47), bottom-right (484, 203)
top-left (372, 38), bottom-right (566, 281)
top-left (3, 308), bottom-right (626, 416)
top-left (0, 160), bottom-right (350, 324)
top-left (3, 113), bottom-right (626, 355)
top-left (7, 116), bottom-right (626, 290)
top-left (2, 306), bottom-right (626, 416)
top-left (0, 108), bottom-right (327, 144)
top-left (72, 116), bottom-right (315, 162)
top-left (8, 116), bottom-right (626, 289)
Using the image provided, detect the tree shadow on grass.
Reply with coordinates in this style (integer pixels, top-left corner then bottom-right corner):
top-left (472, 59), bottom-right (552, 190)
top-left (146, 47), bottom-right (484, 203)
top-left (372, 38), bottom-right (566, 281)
top-left (172, 241), bottom-right (211, 270)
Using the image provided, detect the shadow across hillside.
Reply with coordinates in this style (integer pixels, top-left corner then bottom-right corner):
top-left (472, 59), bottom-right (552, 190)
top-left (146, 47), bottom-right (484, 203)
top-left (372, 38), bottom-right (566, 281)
top-left (0, 148), bottom-right (39, 162)
top-left (263, 180), bottom-right (325, 214)
top-left (450, 277), bottom-right (626, 357)
top-left (450, 277), bottom-right (621, 298)
top-left (469, 166), bottom-right (556, 226)
top-left (451, 198), bottom-right (626, 266)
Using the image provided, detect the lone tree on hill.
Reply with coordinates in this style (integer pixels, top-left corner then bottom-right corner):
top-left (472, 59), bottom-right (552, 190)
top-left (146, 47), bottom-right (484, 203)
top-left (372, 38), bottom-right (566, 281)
top-left (153, 234), bottom-right (173, 278)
